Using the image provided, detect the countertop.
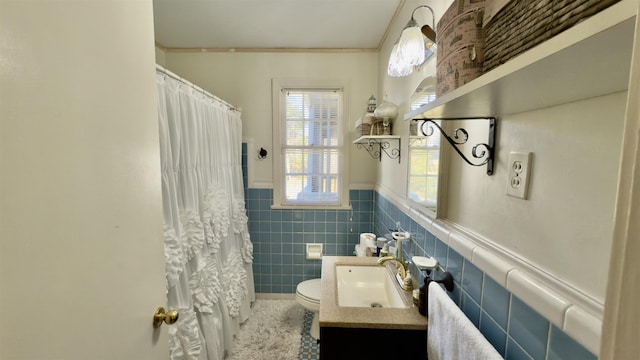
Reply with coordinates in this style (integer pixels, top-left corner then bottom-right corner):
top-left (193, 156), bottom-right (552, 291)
top-left (319, 256), bottom-right (428, 330)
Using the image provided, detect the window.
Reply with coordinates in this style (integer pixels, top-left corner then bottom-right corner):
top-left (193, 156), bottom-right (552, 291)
top-left (272, 80), bottom-right (349, 208)
top-left (407, 120), bottom-right (440, 211)
top-left (410, 92), bottom-right (436, 111)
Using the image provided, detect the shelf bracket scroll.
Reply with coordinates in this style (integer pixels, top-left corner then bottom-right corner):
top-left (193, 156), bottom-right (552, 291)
top-left (416, 117), bottom-right (496, 175)
top-left (355, 138), bottom-right (401, 163)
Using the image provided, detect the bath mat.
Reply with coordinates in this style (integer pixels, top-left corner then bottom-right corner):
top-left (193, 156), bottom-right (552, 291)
top-left (226, 299), bottom-right (305, 360)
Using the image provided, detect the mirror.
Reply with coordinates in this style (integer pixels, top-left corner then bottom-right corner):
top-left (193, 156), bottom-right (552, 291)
top-left (408, 121), bottom-right (440, 215)
top-left (406, 77), bottom-right (444, 218)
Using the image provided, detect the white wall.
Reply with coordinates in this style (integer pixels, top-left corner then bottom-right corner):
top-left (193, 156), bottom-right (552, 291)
top-left (601, 6), bottom-right (640, 355)
top-left (376, 1), bottom-right (624, 308)
top-left (163, 51), bottom-right (379, 188)
top-left (447, 93), bottom-right (625, 302)
top-left (377, 0), bottom-right (454, 210)
top-left (156, 46), bottom-right (166, 67)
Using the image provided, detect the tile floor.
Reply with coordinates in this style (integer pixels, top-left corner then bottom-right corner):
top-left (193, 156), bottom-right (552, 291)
top-left (298, 311), bottom-right (319, 360)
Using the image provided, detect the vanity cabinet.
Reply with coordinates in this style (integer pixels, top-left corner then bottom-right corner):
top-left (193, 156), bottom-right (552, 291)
top-left (319, 257), bottom-right (428, 360)
top-left (319, 327), bottom-right (426, 360)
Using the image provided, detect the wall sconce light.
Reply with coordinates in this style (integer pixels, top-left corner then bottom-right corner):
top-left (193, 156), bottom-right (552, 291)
top-left (387, 5), bottom-right (437, 77)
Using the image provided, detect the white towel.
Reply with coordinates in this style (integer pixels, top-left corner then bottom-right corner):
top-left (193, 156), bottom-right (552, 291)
top-left (427, 282), bottom-right (503, 360)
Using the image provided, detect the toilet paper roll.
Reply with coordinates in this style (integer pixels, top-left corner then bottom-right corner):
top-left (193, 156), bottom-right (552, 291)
top-left (355, 244), bottom-right (375, 257)
top-left (360, 233), bottom-right (376, 248)
top-left (354, 244), bottom-right (367, 257)
top-left (306, 243), bottom-right (323, 260)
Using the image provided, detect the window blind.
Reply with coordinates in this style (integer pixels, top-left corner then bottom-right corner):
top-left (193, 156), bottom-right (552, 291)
top-left (281, 89), bottom-right (343, 205)
top-left (408, 123), bottom-right (440, 208)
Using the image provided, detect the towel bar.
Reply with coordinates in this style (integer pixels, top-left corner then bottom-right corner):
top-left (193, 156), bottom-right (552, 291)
top-left (419, 269), bottom-right (454, 292)
top-left (419, 271), bottom-right (454, 315)
top-left (434, 271), bottom-right (454, 292)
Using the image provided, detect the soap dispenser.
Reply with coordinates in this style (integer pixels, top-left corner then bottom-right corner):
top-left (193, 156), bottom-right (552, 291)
top-left (418, 276), bottom-right (432, 316)
top-left (403, 269), bottom-right (414, 291)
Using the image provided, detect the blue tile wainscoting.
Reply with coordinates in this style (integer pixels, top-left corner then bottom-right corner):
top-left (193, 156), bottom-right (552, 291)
top-left (244, 141), bottom-right (375, 293)
top-left (242, 143), bottom-right (595, 360)
top-left (373, 192), bottom-right (597, 360)
top-left (246, 188), bottom-right (374, 293)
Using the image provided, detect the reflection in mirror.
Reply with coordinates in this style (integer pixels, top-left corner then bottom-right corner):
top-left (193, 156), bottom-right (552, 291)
top-left (408, 121), bottom-right (440, 213)
top-left (407, 76), bottom-right (442, 217)
top-left (410, 76), bottom-right (436, 110)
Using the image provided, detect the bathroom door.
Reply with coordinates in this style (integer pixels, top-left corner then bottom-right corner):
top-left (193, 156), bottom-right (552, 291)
top-left (0, 1), bottom-right (169, 359)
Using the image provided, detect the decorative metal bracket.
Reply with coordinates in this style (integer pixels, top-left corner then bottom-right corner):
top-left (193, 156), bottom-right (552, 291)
top-left (415, 117), bottom-right (496, 175)
top-left (354, 136), bottom-right (401, 163)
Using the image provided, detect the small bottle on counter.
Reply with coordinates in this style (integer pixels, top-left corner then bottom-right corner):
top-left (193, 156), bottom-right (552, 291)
top-left (376, 237), bottom-right (386, 256)
top-left (418, 276), bottom-right (432, 316)
top-left (380, 243), bottom-right (389, 257)
top-left (403, 269), bottom-right (414, 290)
top-left (387, 239), bottom-right (397, 258)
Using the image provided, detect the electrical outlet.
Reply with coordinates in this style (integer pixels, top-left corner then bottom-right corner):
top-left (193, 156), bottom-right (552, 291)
top-left (506, 152), bottom-right (532, 199)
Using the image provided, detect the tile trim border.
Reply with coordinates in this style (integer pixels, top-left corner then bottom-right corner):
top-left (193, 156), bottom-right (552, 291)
top-left (375, 183), bottom-right (603, 354)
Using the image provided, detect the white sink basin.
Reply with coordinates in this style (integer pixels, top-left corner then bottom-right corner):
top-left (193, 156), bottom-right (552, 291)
top-left (335, 265), bottom-right (409, 308)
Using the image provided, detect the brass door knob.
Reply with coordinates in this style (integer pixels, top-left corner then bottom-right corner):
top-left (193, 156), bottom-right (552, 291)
top-left (153, 307), bottom-right (179, 328)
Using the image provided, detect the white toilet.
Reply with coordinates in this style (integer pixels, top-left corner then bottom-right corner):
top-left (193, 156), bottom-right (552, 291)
top-left (296, 278), bottom-right (322, 339)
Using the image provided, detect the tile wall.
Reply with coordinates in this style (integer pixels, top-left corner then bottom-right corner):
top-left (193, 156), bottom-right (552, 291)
top-left (243, 144), bottom-right (375, 293)
top-left (374, 193), bottom-right (597, 360)
top-left (246, 188), bottom-right (374, 293)
top-left (242, 143), bottom-right (595, 359)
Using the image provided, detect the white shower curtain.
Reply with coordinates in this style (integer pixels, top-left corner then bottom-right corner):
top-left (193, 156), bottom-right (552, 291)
top-left (156, 68), bottom-right (255, 360)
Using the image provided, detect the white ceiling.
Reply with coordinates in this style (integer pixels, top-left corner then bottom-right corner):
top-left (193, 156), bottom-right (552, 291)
top-left (153, 0), bottom-right (404, 50)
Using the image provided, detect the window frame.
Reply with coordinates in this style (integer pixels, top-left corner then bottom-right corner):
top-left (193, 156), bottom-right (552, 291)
top-left (406, 116), bottom-right (450, 220)
top-left (271, 78), bottom-right (351, 209)
top-left (407, 126), bottom-right (441, 211)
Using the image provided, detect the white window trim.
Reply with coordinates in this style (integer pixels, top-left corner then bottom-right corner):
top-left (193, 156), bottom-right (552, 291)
top-left (406, 139), bottom-right (439, 219)
top-left (406, 120), bottom-right (451, 220)
top-left (271, 78), bottom-right (351, 210)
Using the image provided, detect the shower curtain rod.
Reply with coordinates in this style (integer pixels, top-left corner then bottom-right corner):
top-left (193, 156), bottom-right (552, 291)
top-left (155, 64), bottom-right (240, 112)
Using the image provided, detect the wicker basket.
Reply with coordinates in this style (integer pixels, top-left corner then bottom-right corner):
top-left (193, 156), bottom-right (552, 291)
top-left (355, 123), bottom-right (371, 138)
top-left (483, 0), bottom-right (622, 72)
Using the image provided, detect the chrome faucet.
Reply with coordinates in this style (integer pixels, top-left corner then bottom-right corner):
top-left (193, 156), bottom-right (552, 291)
top-left (377, 256), bottom-right (413, 291)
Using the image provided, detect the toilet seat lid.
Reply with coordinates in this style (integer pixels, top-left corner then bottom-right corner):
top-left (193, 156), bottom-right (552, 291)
top-left (297, 278), bottom-right (322, 301)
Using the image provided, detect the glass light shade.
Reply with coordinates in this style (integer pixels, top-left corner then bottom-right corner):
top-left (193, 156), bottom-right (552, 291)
top-left (398, 26), bottom-right (426, 67)
top-left (387, 43), bottom-right (413, 77)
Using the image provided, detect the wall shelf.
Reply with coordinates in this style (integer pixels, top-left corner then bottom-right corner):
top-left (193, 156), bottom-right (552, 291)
top-left (404, 0), bottom-right (636, 120)
top-left (353, 135), bottom-right (401, 163)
